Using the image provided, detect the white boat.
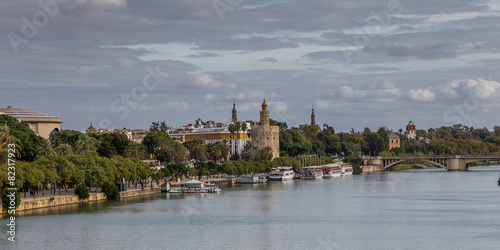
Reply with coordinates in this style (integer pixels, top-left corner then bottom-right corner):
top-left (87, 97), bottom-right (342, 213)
top-left (299, 166), bottom-right (323, 179)
top-left (238, 175), bottom-right (267, 184)
top-left (322, 164), bottom-right (342, 178)
top-left (269, 166), bottom-right (295, 181)
top-left (341, 164), bottom-right (353, 176)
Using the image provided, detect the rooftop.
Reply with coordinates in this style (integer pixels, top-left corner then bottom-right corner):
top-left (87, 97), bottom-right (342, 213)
top-left (0, 106), bottom-right (62, 123)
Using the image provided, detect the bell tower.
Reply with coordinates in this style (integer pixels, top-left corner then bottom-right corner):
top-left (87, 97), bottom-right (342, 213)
top-left (311, 105), bottom-right (316, 125)
top-left (260, 99), bottom-right (270, 126)
top-left (232, 99), bottom-right (237, 122)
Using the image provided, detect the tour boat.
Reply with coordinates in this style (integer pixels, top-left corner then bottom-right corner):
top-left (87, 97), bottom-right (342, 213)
top-left (299, 166), bottom-right (323, 179)
top-left (268, 166), bottom-right (295, 181)
top-left (238, 175), bottom-right (267, 184)
top-left (341, 164), bottom-right (353, 176)
top-left (322, 164), bottom-right (342, 178)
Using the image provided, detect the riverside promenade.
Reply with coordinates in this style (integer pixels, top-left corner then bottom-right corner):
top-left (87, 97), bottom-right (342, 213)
top-left (1, 184), bottom-right (162, 215)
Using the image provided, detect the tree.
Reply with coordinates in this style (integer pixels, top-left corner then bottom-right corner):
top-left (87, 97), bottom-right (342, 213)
top-left (124, 142), bottom-right (146, 160)
top-left (150, 121), bottom-right (170, 133)
top-left (56, 143), bottom-right (74, 156)
top-left (259, 147), bottom-right (273, 161)
top-left (184, 139), bottom-right (207, 161)
top-left (92, 132), bottom-right (129, 158)
top-left (74, 135), bottom-right (98, 155)
top-left (279, 129), bottom-right (313, 157)
top-left (298, 124), bottom-right (321, 141)
top-left (142, 132), bottom-right (173, 158)
top-left (37, 139), bottom-right (56, 158)
top-left (345, 155), bottom-right (363, 174)
top-left (51, 130), bottom-right (84, 148)
top-left (2, 188), bottom-right (20, 210)
top-left (74, 183), bottom-right (90, 199)
top-left (270, 119), bottom-right (288, 131)
top-left (101, 182), bottom-right (119, 200)
top-left (168, 142), bottom-right (187, 163)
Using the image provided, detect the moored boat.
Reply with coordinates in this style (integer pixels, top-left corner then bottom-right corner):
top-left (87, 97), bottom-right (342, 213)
top-left (341, 163), bottom-right (353, 176)
top-left (299, 166), bottom-right (323, 179)
top-left (322, 164), bottom-right (342, 178)
top-left (269, 166), bottom-right (295, 181)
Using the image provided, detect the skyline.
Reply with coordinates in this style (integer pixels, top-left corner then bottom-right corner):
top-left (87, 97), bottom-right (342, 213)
top-left (2, 0), bottom-right (500, 133)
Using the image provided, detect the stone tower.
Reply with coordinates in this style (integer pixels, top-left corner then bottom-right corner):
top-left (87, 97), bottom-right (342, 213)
top-left (251, 100), bottom-right (280, 159)
top-left (232, 99), bottom-right (237, 122)
top-left (311, 105), bottom-right (316, 125)
top-left (406, 121), bottom-right (416, 139)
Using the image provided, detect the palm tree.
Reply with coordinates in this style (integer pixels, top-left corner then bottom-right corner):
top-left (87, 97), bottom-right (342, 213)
top-left (259, 146), bottom-right (273, 161)
top-left (184, 138), bottom-right (206, 161)
top-left (56, 143), bottom-right (74, 156)
top-left (154, 138), bottom-right (171, 164)
top-left (74, 135), bottom-right (97, 155)
top-left (209, 145), bottom-right (222, 163)
top-left (0, 124), bottom-right (22, 162)
top-left (125, 142), bottom-right (146, 160)
top-left (167, 141), bottom-right (187, 163)
top-left (37, 139), bottom-right (56, 158)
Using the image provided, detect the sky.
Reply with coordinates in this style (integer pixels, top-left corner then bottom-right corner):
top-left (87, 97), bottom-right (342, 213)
top-left (1, 0), bottom-right (500, 133)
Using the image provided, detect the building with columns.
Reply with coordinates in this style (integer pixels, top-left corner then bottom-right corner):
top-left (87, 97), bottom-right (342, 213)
top-left (251, 100), bottom-right (280, 160)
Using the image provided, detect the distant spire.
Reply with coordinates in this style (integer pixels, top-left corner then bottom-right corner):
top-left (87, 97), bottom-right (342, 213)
top-left (311, 105), bottom-right (316, 125)
top-left (232, 99), bottom-right (237, 122)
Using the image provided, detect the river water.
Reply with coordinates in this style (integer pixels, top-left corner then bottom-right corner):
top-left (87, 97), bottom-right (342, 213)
top-left (2, 166), bottom-right (500, 249)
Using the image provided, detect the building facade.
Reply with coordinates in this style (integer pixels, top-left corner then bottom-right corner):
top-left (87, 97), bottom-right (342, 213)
top-left (170, 103), bottom-right (251, 156)
top-left (388, 131), bottom-right (400, 150)
top-left (406, 121), bottom-right (417, 139)
top-left (0, 106), bottom-right (61, 139)
top-left (251, 100), bottom-right (280, 160)
top-left (85, 124), bottom-right (148, 143)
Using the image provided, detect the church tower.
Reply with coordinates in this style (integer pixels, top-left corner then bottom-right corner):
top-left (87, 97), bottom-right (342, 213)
top-left (311, 105), bottom-right (316, 125)
top-left (251, 99), bottom-right (280, 159)
top-left (232, 99), bottom-right (237, 123)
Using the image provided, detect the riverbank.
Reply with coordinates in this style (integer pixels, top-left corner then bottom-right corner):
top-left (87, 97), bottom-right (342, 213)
top-left (1, 186), bottom-right (162, 214)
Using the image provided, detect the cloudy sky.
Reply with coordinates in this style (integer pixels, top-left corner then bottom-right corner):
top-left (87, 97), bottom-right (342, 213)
top-left (2, 0), bottom-right (500, 133)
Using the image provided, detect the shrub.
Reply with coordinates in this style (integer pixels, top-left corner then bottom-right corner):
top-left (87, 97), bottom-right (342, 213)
top-left (74, 183), bottom-right (90, 199)
top-left (101, 182), bottom-right (119, 200)
top-left (2, 188), bottom-right (21, 211)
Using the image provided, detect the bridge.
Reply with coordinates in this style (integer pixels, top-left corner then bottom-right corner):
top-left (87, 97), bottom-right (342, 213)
top-left (362, 155), bottom-right (500, 171)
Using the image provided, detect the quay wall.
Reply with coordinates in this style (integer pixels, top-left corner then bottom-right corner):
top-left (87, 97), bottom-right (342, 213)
top-left (1, 193), bottom-right (106, 214)
top-left (119, 187), bottom-right (161, 199)
top-left (361, 165), bottom-right (384, 172)
top-left (1, 188), bottom-right (161, 214)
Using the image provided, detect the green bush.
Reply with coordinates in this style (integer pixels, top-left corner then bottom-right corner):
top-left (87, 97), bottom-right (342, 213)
top-left (101, 182), bottom-right (120, 200)
top-left (74, 183), bottom-right (90, 199)
top-left (2, 188), bottom-right (21, 211)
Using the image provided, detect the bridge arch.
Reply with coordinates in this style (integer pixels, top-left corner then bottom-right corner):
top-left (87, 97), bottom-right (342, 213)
top-left (383, 159), bottom-right (447, 170)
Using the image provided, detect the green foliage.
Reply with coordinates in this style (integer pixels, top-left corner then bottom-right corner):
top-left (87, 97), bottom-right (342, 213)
top-left (74, 183), bottom-right (90, 199)
top-left (2, 188), bottom-right (21, 210)
top-left (101, 182), bottom-right (119, 200)
top-left (142, 132), bottom-right (173, 158)
top-left (50, 130), bottom-right (84, 148)
top-left (280, 129), bottom-right (313, 156)
top-left (91, 132), bottom-right (129, 158)
top-left (345, 155), bottom-right (363, 174)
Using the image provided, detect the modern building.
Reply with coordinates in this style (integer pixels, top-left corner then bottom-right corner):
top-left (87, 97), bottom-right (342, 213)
top-left (388, 131), bottom-right (400, 150)
top-left (406, 121), bottom-right (417, 139)
top-left (0, 105), bottom-right (62, 139)
top-left (251, 100), bottom-right (280, 160)
top-left (170, 103), bottom-right (251, 156)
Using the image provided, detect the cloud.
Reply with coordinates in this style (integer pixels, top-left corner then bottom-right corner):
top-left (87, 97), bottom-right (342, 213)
top-left (232, 90), bottom-right (277, 101)
top-left (364, 43), bottom-right (458, 60)
top-left (165, 101), bottom-right (190, 110)
top-left (204, 94), bottom-right (215, 101)
top-left (437, 79), bottom-right (500, 100)
top-left (180, 74), bottom-right (234, 89)
top-left (262, 57), bottom-right (278, 62)
top-left (322, 81), bottom-right (401, 102)
top-left (116, 59), bottom-right (135, 69)
top-left (407, 89), bottom-right (436, 102)
top-left (187, 52), bottom-right (221, 58)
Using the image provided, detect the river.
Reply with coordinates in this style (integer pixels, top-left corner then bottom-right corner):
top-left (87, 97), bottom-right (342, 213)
top-left (2, 166), bottom-right (500, 249)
